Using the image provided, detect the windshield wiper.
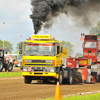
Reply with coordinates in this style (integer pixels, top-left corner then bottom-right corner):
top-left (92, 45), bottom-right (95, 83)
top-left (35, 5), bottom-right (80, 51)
top-left (43, 54), bottom-right (52, 56)
top-left (24, 54), bottom-right (37, 56)
top-left (30, 54), bottom-right (37, 56)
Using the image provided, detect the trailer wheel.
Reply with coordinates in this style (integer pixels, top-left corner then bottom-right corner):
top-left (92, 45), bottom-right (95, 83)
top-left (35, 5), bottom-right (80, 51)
top-left (0, 59), bottom-right (3, 72)
top-left (67, 71), bottom-right (73, 84)
top-left (24, 76), bottom-right (32, 84)
top-left (59, 70), bottom-right (64, 85)
top-left (8, 63), bottom-right (13, 72)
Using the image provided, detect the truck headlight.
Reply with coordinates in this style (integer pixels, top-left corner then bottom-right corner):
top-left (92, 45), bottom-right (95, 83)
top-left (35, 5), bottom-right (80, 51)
top-left (23, 68), bottom-right (27, 72)
top-left (50, 68), bottom-right (55, 72)
top-left (50, 67), bottom-right (55, 72)
top-left (45, 67), bottom-right (55, 72)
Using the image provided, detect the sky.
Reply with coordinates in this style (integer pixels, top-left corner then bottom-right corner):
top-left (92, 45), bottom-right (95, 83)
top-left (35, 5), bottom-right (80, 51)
top-left (0, 0), bottom-right (100, 56)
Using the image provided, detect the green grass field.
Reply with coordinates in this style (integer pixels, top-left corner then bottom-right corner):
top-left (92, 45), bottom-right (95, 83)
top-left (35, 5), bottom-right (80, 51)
top-left (43, 93), bottom-right (100, 100)
top-left (0, 72), bottom-right (22, 77)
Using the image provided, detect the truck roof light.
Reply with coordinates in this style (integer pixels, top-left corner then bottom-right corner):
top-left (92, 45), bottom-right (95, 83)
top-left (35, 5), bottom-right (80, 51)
top-left (87, 51), bottom-right (91, 53)
top-left (29, 37), bottom-right (31, 40)
top-left (53, 38), bottom-right (55, 40)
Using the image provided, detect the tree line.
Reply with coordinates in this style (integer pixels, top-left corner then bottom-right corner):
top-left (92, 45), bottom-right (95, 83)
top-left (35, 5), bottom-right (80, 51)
top-left (89, 21), bottom-right (100, 49)
top-left (0, 40), bottom-right (13, 53)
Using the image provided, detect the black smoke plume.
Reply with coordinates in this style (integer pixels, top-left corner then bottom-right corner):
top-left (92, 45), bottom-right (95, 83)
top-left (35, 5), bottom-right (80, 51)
top-left (30, 0), bottom-right (100, 34)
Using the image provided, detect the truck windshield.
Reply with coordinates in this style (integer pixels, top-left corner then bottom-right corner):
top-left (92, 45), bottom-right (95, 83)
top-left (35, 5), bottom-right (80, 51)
top-left (84, 42), bottom-right (97, 48)
top-left (24, 43), bottom-right (55, 56)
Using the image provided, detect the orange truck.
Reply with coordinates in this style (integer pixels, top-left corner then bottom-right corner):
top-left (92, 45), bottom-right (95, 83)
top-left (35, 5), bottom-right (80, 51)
top-left (82, 35), bottom-right (100, 82)
top-left (66, 35), bottom-right (100, 83)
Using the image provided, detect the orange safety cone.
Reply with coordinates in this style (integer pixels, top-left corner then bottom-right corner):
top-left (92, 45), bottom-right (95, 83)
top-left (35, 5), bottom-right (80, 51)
top-left (6, 70), bottom-right (9, 74)
top-left (54, 82), bottom-right (61, 100)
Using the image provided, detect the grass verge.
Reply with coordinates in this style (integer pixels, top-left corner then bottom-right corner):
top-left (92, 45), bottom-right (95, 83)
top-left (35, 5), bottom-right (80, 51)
top-left (43, 93), bottom-right (100, 100)
top-left (0, 72), bottom-right (22, 77)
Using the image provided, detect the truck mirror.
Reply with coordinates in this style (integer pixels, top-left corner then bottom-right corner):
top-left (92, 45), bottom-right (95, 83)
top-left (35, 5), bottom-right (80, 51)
top-left (19, 51), bottom-right (22, 54)
top-left (19, 42), bottom-right (22, 49)
top-left (19, 42), bottom-right (22, 54)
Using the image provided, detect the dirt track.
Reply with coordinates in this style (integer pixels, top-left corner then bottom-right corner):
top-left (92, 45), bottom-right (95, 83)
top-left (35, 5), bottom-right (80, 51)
top-left (0, 68), bottom-right (100, 100)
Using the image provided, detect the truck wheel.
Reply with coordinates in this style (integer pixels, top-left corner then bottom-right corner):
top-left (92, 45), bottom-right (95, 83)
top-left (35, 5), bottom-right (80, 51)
top-left (24, 76), bottom-right (32, 84)
top-left (59, 70), bottom-right (64, 85)
top-left (67, 71), bottom-right (73, 84)
top-left (20, 66), bottom-right (23, 70)
top-left (8, 63), bottom-right (13, 72)
top-left (0, 59), bottom-right (3, 72)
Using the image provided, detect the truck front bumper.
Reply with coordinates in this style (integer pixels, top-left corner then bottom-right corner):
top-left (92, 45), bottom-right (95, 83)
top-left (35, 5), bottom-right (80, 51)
top-left (22, 72), bottom-right (59, 79)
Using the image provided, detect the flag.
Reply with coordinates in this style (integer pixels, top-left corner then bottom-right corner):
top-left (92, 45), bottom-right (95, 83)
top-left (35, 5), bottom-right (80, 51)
top-left (99, 37), bottom-right (100, 41)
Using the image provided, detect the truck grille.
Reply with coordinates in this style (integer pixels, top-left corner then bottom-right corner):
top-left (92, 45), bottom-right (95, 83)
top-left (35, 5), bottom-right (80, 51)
top-left (32, 60), bottom-right (45, 63)
top-left (25, 60), bottom-right (46, 63)
top-left (25, 60), bottom-right (53, 66)
top-left (25, 64), bottom-right (52, 66)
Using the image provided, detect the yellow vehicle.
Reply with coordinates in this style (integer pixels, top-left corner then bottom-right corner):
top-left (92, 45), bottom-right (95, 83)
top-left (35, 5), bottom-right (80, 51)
top-left (19, 34), bottom-right (67, 84)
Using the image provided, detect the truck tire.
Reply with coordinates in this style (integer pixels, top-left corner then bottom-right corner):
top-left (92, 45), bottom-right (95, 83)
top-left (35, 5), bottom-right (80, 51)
top-left (24, 76), bottom-right (32, 84)
top-left (59, 70), bottom-right (64, 85)
top-left (20, 66), bottom-right (23, 70)
top-left (8, 63), bottom-right (13, 72)
top-left (73, 72), bottom-right (82, 83)
top-left (66, 71), bottom-right (73, 84)
top-left (0, 59), bottom-right (3, 72)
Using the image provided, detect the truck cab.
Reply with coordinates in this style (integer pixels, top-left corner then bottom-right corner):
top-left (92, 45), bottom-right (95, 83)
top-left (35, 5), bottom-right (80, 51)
top-left (83, 35), bottom-right (99, 63)
top-left (83, 35), bottom-right (100, 82)
top-left (19, 35), bottom-right (67, 84)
